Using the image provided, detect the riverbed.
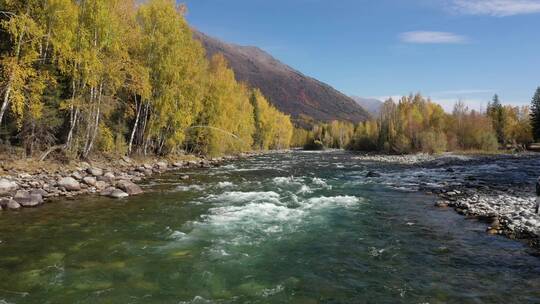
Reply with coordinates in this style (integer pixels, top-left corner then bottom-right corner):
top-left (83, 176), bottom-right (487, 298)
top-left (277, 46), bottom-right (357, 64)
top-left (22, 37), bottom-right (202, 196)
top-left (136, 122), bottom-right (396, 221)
top-left (1, 151), bottom-right (539, 303)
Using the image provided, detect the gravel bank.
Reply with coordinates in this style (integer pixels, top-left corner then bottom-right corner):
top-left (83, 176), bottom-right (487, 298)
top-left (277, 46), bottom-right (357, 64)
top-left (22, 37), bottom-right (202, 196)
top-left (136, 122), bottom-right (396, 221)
top-left (0, 152), bottom-right (260, 211)
top-left (356, 152), bottom-right (540, 250)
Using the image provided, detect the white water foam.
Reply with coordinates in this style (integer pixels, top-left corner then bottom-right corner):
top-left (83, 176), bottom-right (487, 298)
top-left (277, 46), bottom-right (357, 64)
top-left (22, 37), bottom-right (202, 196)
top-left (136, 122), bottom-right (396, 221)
top-left (176, 185), bottom-right (205, 192)
top-left (207, 191), bottom-right (282, 205)
top-left (217, 181), bottom-right (234, 188)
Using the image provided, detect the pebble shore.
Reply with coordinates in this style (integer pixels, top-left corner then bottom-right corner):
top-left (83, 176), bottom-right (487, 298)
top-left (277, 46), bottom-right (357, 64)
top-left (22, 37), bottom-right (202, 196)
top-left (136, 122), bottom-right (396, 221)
top-left (0, 153), bottom-right (258, 211)
top-left (356, 152), bottom-right (540, 250)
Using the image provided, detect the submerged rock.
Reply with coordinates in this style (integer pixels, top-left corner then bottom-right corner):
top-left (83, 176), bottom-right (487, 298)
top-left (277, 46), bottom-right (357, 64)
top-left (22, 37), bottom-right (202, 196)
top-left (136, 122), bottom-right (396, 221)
top-left (366, 171), bottom-right (381, 178)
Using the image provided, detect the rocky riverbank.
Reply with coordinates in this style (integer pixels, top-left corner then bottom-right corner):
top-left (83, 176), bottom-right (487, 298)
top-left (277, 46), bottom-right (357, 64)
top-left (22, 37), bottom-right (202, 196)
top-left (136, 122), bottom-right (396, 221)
top-left (0, 153), bottom-right (259, 211)
top-left (356, 152), bottom-right (540, 250)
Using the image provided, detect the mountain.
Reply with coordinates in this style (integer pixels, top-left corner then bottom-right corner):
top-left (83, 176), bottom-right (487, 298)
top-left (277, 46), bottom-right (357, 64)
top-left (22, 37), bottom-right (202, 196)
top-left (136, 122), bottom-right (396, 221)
top-left (351, 96), bottom-right (384, 116)
top-left (193, 30), bottom-right (370, 126)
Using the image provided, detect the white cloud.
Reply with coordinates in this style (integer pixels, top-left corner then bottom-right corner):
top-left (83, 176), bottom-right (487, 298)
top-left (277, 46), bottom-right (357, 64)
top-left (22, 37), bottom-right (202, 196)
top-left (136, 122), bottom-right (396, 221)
top-left (451, 0), bottom-right (540, 16)
top-left (399, 31), bottom-right (469, 44)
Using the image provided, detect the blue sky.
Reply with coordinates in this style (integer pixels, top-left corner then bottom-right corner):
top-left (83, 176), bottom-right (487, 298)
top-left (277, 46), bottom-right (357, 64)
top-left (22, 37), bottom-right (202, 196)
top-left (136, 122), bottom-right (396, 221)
top-left (181, 0), bottom-right (540, 111)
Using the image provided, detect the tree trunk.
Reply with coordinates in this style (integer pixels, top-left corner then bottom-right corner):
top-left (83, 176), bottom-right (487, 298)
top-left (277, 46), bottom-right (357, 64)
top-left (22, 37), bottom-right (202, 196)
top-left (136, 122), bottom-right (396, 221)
top-left (84, 83), bottom-right (102, 158)
top-left (0, 86), bottom-right (12, 128)
top-left (128, 94), bottom-right (141, 155)
top-left (65, 80), bottom-right (78, 148)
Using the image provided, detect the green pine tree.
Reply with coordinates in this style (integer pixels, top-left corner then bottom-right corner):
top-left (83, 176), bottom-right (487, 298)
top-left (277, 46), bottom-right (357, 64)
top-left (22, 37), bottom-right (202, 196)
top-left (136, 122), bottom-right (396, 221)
top-left (487, 94), bottom-right (505, 145)
top-left (530, 87), bottom-right (540, 141)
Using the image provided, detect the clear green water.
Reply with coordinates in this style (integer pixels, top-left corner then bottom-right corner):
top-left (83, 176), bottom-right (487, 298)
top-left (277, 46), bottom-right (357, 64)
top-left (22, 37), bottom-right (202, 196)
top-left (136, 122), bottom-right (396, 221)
top-left (0, 151), bottom-right (539, 303)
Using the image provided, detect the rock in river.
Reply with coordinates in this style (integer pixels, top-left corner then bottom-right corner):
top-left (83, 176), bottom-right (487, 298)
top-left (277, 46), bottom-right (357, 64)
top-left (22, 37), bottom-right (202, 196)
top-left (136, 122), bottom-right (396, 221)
top-left (14, 190), bottom-right (43, 207)
top-left (366, 171), bottom-right (381, 178)
top-left (58, 177), bottom-right (81, 191)
top-left (116, 180), bottom-right (143, 196)
top-left (0, 198), bottom-right (21, 210)
top-left (100, 187), bottom-right (129, 199)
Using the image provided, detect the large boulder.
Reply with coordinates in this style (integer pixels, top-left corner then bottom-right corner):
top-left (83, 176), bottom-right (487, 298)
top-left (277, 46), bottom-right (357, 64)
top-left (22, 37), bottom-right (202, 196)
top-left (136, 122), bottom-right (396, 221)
top-left (58, 177), bottom-right (81, 191)
top-left (14, 190), bottom-right (43, 207)
top-left (87, 167), bottom-right (104, 177)
top-left (116, 180), bottom-right (143, 196)
top-left (0, 198), bottom-right (21, 210)
top-left (0, 178), bottom-right (18, 194)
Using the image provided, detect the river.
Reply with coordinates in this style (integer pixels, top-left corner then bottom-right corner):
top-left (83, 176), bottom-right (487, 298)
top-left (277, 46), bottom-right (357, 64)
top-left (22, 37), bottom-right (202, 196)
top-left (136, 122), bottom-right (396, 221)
top-left (0, 151), bottom-right (539, 303)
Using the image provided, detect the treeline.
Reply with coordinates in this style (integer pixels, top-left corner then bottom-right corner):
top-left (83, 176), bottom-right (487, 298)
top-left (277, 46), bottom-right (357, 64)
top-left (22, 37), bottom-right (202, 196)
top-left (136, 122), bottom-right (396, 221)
top-left (297, 93), bottom-right (534, 154)
top-left (0, 0), bottom-right (293, 158)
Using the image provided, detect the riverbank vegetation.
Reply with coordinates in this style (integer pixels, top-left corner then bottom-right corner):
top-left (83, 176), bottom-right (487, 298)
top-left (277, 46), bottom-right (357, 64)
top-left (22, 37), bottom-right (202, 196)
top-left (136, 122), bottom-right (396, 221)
top-left (0, 0), bottom-right (293, 159)
top-left (299, 93), bottom-right (535, 154)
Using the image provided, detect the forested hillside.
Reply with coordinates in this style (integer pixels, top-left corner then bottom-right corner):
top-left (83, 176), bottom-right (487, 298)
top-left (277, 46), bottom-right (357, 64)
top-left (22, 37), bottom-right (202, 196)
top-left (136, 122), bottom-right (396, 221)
top-left (0, 0), bottom-right (294, 158)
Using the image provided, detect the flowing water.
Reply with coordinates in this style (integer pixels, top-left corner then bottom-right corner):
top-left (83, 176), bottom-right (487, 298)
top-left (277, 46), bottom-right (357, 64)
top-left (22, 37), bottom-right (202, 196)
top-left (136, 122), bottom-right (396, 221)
top-left (1, 151), bottom-right (540, 303)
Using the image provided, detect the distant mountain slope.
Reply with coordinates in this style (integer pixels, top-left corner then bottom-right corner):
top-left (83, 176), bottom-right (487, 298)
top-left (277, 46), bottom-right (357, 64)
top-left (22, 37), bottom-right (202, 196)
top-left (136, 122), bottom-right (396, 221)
top-left (351, 96), bottom-right (383, 116)
top-left (193, 30), bottom-right (370, 125)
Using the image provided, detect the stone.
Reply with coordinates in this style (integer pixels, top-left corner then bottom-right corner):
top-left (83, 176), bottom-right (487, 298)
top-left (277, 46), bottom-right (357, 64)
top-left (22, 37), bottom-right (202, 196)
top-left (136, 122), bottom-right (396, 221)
top-left (95, 181), bottom-right (109, 190)
top-left (0, 198), bottom-right (21, 210)
top-left (14, 190), bottom-right (43, 207)
top-left (87, 167), bottom-right (104, 177)
top-left (103, 172), bottom-right (115, 180)
top-left (30, 189), bottom-right (48, 197)
top-left (109, 189), bottom-right (129, 199)
top-left (116, 180), bottom-right (143, 196)
top-left (156, 161), bottom-right (168, 170)
top-left (173, 162), bottom-right (184, 168)
top-left (72, 171), bottom-right (84, 180)
top-left (180, 175), bottom-right (190, 180)
top-left (487, 228), bottom-right (499, 235)
top-left (58, 177), bottom-right (81, 191)
top-left (101, 187), bottom-right (128, 199)
top-left (366, 171), bottom-right (381, 178)
top-left (0, 178), bottom-right (18, 194)
top-left (83, 176), bottom-right (97, 187)
top-left (435, 201), bottom-right (449, 208)
top-left (100, 187), bottom-right (116, 197)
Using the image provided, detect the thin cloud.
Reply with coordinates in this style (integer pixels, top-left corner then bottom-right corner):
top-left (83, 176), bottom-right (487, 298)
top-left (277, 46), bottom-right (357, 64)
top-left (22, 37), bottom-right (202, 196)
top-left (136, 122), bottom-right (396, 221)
top-left (431, 89), bottom-right (494, 95)
top-left (451, 0), bottom-right (540, 16)
top-left (399, 31), bottom-right (469, 44)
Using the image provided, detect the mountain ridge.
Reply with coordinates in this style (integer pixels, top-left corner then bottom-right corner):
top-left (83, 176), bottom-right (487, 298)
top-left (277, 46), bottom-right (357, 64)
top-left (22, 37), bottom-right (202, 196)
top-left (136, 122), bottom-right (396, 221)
top-left (192, 30), bottom-right (370, 126)
top-left (351, 96), bottom-right (384, 116)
